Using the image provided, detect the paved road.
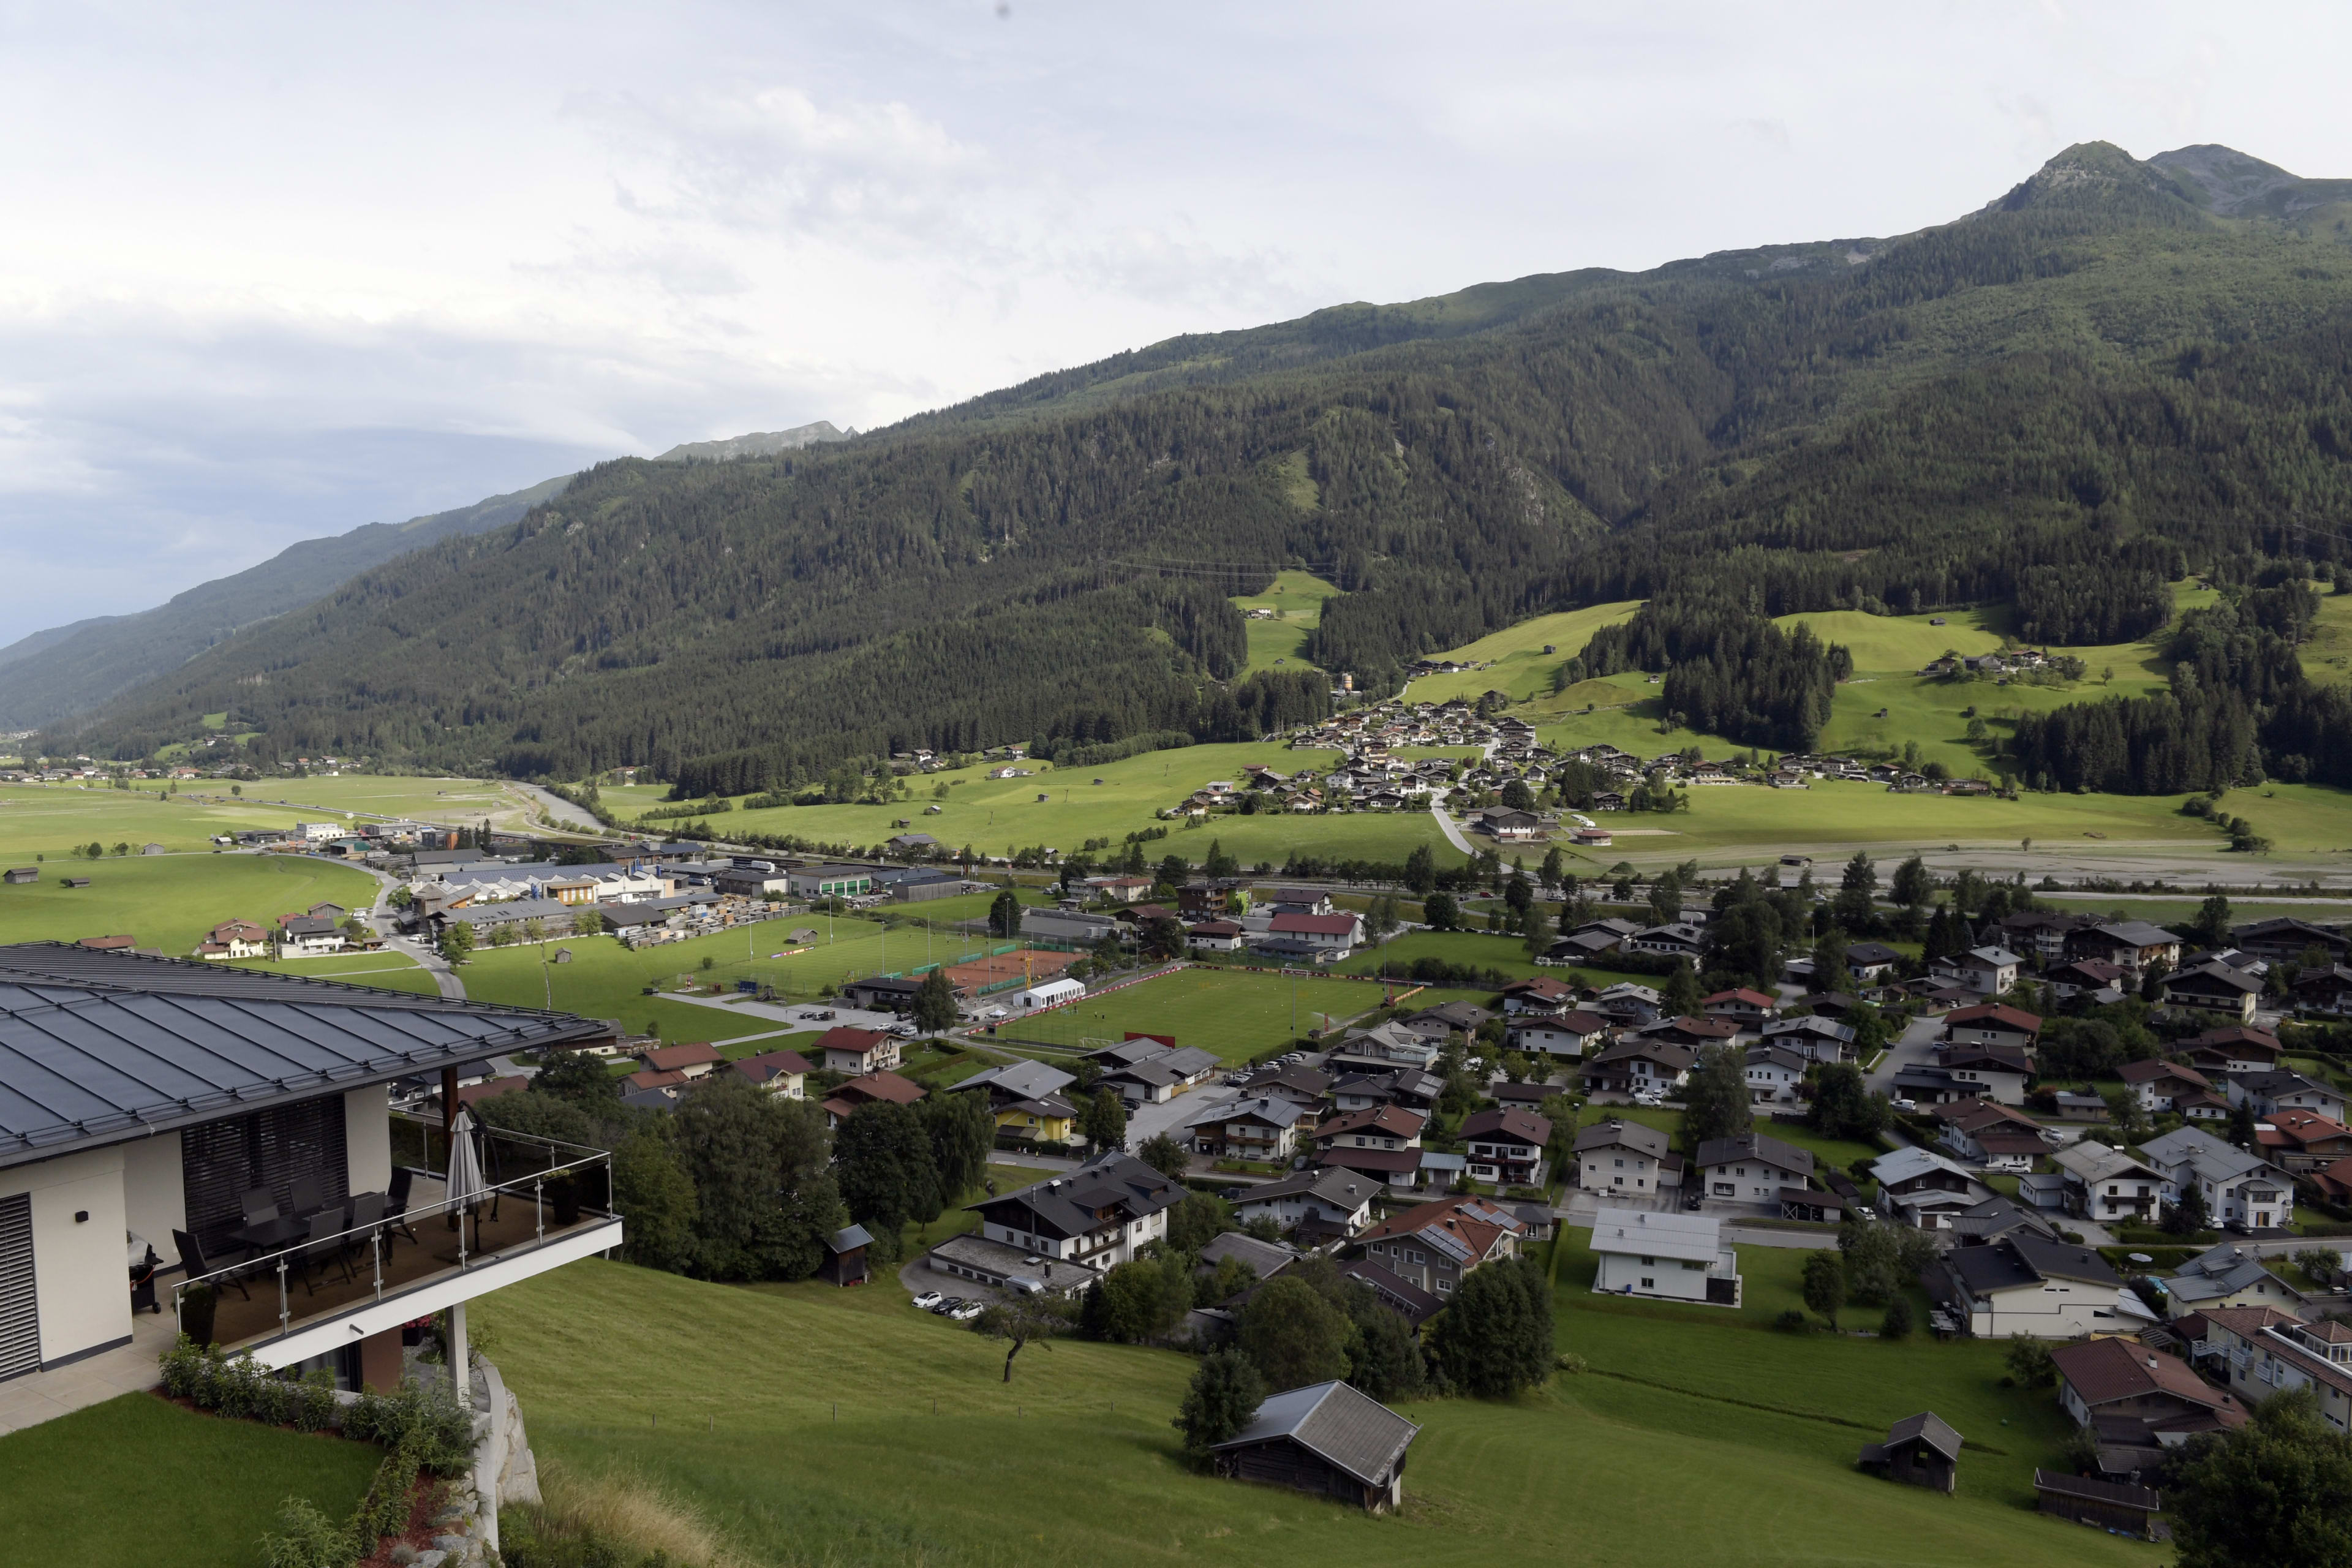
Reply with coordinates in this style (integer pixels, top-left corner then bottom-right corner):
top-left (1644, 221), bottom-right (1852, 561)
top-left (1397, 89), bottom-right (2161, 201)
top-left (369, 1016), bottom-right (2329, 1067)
top-left (1429, 802), bottom-right (1478, 857)
top-left (516, 783), bottom-right (604, 834)
top-left (1869, 1009), bottom-right (1944, 1095)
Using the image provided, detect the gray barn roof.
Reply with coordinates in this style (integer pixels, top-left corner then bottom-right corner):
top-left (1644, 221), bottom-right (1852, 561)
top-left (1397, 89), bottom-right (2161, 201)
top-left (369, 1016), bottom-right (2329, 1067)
top-left (0, 943), bottom-right (609, 1168)
top-left (1210, 1379), bottom-right (1420, 1487)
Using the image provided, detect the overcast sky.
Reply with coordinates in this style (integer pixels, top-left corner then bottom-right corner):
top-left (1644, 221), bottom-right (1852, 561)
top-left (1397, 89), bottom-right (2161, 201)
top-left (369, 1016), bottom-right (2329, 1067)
top-left (2, 1), bottom-right (2347, 645)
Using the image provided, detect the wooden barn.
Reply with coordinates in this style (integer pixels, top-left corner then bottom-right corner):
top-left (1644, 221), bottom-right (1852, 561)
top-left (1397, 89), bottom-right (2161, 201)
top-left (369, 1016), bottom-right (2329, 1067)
top-left (2034, 1469), bottom-right (2165, 1539)
top-left (1209, 1380), bottom-right (1419, 1512)
top-left (819, 1223), bottom-right (873, 1287)
top-left (1857, 1411), bottom-right (1962, 1493)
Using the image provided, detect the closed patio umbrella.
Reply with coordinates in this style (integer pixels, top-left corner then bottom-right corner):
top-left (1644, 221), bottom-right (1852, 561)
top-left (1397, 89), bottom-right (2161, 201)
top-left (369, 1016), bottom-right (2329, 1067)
top-left (445, 1107), bottom-right (487, 1250)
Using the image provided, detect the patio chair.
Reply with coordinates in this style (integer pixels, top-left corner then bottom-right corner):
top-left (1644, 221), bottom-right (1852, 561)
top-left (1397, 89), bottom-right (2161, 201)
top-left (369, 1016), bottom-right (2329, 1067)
top-left (383, 1167), bottom-right (421, 1246)
top-left (287, 1174), bottom-right (327, 1217)
top-left (341, 1193), bottom-right (385, 1272)
top-left (172, 1229), bottom-right (251, 1302)
top-left (295, 1212), bottom-right (353, 1296)
top-left (237, 1187), bottom-right (278, 1229)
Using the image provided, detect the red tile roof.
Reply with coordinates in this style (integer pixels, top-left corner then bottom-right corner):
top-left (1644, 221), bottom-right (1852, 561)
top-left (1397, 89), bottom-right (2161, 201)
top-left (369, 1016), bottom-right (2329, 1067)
top-left (813, 1025), bottom-right (892, 1056)
top-left (2049, 1337), bottom-right (2245, 1423)
top-left (640, 1041), bottom-right (722, 1072)
top-left (1943, 1002), bottom-right (2042, 1033)
top-left (1268, 913), bottom-right (1360, 937)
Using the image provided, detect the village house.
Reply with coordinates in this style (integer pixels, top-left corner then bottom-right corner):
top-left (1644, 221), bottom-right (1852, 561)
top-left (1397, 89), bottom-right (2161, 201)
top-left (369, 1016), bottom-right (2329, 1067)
top-left (729, 1049), bottom-right (810, 1098)
top-left (1758, 1014), bottom-right (1856, 1063)
top-left (2049, 1142), bottom-right (2164, 1225)
top-left (1942, 1001), bottom-right (2041, 1052)
top-left (2227, 1069), bottom-right (2347, 1123)
top-left (818, 1066), bottom-right (925, 1126)
top-left (2164, 1243), bottom-right (2318, 1316)
top-left (2049, 1336), bottom-right (2245, 1469)
top-left (814, 1025), bottom-right (902, 1076)
top-left (1928, 946), bottom-right (2021, 996)
top-left (1694, 1132), bottom-right (1814, 1204)
top-left (2177, 1025), bottom-right (2283, 1076)
top-left (1572, 1120), bottom-right (1683, 1196)
top-left (1844, 941), bottom-right (1902, 981)
top-left (953, 1059), bottom-right (1082, 1144)
top-left (1230, 1169), bottom-right (1379, 1239)
top-left (1192, 1096), bottom-right (1313, 1161)
top-left (2256, 1107), bottom-right (2352, 1172)
top-left (1359, 1196), bottom-right (1524, 1297)
top-left (1588, 1206), bottom-right (1740, 1306)
top-left (2161, 960), bottom-right (2264, 1023)
top-left (1744, 1043), bottom-right (1809, 1105)
top-left (2138, 1125), bottom-right (2295, 1229)
top-left (1932, 1043), bottom-right (2033, 1106)
top-left (2118, 1057), bottom-right (2214, 1115)
top-left (2196, 1308), bottom-right (2352, 1436)
top-left (1700, 987), bottom-right (1777, 1025)
top-left (1505, 1008), bottom-right (1610, 1062)
top-left (638, 1041), bottom-right (723, 1080)
top-left (2230, 917), bottom-right (2352, 965)
top-left (1939, 1234), bottom-right (2132, 1338)
top-left (1871, 1146), bottom-right (1992, 1229)
top-left (1459, 1107), bottom-right (1551, 1188)
top-left (2064, 921), bottom-right (2183, 979)
top-left (1934, 1099), bottom-right (2051, 1172)
top-left (194, 919), bottom-right (270, 960)
top-left (967, 1154), bottom-right (1183, 1269)
top-left (1857, 1412), bottom-right (1963, 1494)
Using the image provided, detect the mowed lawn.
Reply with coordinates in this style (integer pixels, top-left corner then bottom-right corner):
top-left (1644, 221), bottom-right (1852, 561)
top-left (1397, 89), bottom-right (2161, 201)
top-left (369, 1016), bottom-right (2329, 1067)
top-left (0, 854), bottom-right (380, 956)
top-left (994, 966), bottom-right (1392, 1059)
top-left (0, 1392), bottom-right (382, 1568)
top-left (475, 1258), bottom-right (2154, 1568)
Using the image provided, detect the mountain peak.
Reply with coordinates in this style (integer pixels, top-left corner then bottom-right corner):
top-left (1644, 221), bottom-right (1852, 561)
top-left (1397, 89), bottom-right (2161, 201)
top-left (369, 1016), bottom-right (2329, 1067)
top-left (1981, 140), bottom-right (2190, 218)
top-left (654, 421), bottom-right (854, 463)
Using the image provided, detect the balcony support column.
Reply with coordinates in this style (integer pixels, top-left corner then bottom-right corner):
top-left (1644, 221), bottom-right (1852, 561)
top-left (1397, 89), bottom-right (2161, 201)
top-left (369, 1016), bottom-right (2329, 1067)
top-left (447, 1298), bottom-right (469, 1404)
top-left (358, 1327), bottom-right (403, 1394)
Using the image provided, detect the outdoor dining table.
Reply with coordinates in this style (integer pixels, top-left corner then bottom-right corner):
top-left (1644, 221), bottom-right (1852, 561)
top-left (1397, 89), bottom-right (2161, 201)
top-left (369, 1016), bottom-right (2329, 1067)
top-left (226, 1214), bottom-right (307, 1254)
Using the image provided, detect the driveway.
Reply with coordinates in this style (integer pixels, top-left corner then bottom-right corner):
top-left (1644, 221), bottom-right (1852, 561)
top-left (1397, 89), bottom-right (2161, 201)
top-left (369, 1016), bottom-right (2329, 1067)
top-left (1429, 803), bottom-right (1478, 856)
top-left (1869, 1008), bottom-right (1944, 1095)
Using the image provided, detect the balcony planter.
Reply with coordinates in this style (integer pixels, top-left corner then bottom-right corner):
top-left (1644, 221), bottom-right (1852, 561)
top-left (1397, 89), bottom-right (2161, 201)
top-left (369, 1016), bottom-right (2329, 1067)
top-left (179, 1282), bottom-right (217, 1349)
top-left (548, 1174), bottom-right (581, 1227)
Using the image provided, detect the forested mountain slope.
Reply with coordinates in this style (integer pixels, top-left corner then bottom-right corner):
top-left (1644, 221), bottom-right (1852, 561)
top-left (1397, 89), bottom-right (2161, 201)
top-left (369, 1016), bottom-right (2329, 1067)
top-left (0, 473), bottom-right (576, 729)
top-left (55, 142), bottom-right (2352, 794)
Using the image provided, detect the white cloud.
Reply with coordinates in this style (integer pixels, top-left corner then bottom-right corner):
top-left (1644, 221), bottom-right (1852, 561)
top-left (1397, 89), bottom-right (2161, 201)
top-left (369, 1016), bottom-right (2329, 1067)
top-left (0, 0), bottom-right (2348, 644)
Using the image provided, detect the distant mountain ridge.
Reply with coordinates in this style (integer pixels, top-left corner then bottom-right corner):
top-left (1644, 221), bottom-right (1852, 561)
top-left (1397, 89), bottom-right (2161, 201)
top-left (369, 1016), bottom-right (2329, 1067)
top-left (53, 140), bottom-right (2352, 791)
top-left (655, 421), bottom-right (853, 462)
top-left (0, 421), bottom-right (847, 729)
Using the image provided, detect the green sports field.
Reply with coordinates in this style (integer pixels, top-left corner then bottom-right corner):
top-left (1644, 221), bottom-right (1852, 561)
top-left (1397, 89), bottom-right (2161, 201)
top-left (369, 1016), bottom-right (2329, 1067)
top-left (474, 1255), bottom-right (2154, 1568)
top-left (992, 965), bottom-right (1397, 1059)
top-left (0, 854), bottom-right (379, 956)
top-left (225, 949), bottom-right (441, 995)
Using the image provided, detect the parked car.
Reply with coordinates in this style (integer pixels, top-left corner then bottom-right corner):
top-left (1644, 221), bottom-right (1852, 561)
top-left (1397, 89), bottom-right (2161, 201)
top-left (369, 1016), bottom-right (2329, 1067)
top-left (891, 1021), bottom-right (919, 1037)
top-left (1890, 1097), bottom-right (1918, 1112)
top-left (948, 1302), bottom-right (984, 1321)
top-left (910, 1290), bottom-right (943, 1311)
top-left (930, 1296), bottom-right (963, 1315)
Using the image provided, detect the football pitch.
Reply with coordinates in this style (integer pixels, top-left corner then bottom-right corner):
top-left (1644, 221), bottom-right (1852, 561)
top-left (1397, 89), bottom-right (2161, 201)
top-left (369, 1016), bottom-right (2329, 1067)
top-left (990, 965), bottom-right (1406, 1061)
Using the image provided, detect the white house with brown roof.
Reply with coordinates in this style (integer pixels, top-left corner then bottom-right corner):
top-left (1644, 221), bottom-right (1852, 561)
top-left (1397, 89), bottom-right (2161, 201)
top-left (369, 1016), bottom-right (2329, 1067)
top-left (1572, 1119), bottom-right (1681, 1195)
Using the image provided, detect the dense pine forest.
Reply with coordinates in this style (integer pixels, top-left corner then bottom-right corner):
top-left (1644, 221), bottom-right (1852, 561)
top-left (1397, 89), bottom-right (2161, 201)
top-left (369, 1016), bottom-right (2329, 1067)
top-left (51, 141), bottom-right (2352, 792)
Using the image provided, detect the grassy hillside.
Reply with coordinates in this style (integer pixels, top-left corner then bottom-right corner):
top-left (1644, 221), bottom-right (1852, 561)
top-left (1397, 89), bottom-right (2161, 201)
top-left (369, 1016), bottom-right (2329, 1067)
top-left (475, 1256), bottom-right (2154, 1568)
top-left (1401, 602), bottom-right (1643, 704)
top-left (1232, 570), bottom-right (1341, 678)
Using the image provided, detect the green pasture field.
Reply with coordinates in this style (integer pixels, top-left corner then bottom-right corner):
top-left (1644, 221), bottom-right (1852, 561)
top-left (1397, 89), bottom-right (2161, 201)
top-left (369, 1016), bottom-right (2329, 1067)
top-left (2297, 587), bottom-right (2352, 686)
top-left (1400, 601), bottom-right (1642, 704)
top-left (0, 1391), bottom-right (381, 1568)
top-left (0, 854), bottom-right (379, 956)
top-left (225, 951), bottom-right (441, 996)
top-left (475, 1256), bottom-right (2150, 1568)
top-left (1332, 929), bottom-right (1644, 987)
top-left (1528, 778), bottom-right (2262, 868)
top-left (1550, 1231), bottom-right (2094, 1506)
top-left (0, 783), bottom-right (306, 854)
top-left (1232, 569), bottom-right (1340, 677)
top-left (992, 965), bottom-right (1390, 1059)
top-left (885, 885), bottom-right (1057, 928)
top-left (603, 741), bottom-right (1464, 869)
top-left (456, 916), bottom-right (969, 1025)
top-left (229, 774), bottom-right (530, 828)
